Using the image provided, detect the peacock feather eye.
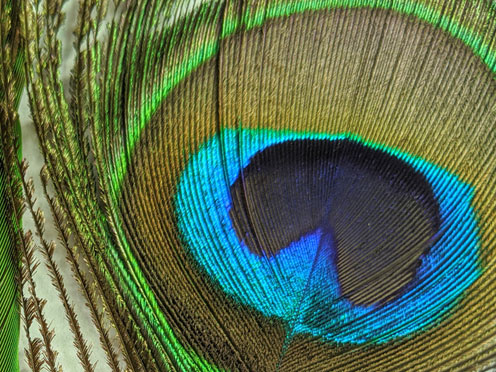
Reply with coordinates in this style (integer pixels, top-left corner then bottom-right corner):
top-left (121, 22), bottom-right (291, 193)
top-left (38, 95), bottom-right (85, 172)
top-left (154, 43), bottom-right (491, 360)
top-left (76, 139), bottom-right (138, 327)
top-left (175, 129), bottom-right (480, 345)
top-left (104, 1), bottom-right (496, 369)
top-left (9, 0), bottom-right (496, 371)
top-left (105, 1), bottom-right (496, 370)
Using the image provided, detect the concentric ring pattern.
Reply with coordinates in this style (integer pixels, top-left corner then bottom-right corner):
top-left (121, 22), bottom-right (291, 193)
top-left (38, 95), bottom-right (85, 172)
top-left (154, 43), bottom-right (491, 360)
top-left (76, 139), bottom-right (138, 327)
top-left (78, 0), bottom-right (496, 371)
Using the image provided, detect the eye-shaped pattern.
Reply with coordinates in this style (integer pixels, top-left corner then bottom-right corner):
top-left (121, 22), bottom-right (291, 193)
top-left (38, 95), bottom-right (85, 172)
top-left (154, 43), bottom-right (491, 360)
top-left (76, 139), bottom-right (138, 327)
top-left (175, 128), bottom-right (480, 345)
top-left (106, 1), bottom-right (496, 371)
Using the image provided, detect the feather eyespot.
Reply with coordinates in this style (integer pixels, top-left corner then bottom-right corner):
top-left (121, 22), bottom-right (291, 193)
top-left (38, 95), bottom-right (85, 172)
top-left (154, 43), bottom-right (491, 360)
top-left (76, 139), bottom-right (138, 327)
top-left (175, 128), bottom-right (481, 344)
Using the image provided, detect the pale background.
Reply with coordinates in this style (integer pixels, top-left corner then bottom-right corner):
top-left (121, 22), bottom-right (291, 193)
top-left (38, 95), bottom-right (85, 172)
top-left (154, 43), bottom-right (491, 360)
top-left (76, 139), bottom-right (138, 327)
top-left (17, 0), bottom-right (113, 370)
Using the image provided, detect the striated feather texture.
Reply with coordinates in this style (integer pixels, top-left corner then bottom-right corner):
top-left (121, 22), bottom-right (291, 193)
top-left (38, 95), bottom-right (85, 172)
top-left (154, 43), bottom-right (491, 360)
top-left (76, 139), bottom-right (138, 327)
top-left (2, 0), bottom-right (496, 371)
top-left (0, 0), bottom-right (24, 371)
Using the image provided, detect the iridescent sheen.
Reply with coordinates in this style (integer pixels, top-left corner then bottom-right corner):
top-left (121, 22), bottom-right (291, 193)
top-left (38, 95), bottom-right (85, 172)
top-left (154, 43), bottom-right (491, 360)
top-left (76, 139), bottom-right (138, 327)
top-left (176, 128), bottom-right (481, 344)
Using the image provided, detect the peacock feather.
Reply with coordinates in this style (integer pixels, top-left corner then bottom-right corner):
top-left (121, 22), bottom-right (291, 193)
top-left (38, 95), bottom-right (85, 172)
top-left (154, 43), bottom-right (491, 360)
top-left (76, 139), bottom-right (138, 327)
top-left (1, 0), bottom-right (496, 371)
top-left (0, 1), bottom-right (24, 371)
